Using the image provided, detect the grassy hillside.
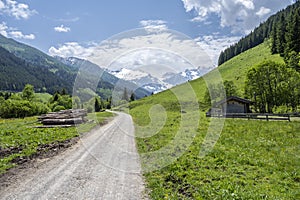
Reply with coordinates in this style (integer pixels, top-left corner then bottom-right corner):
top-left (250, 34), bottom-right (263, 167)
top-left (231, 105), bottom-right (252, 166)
top-left (189, 41), bottom-right (284, 103)
top-left (129, 42), bottom-right (299, 199)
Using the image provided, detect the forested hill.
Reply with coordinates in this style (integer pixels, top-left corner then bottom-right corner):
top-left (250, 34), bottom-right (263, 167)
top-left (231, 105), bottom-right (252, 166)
top-left (0, 46), bottom-right (72, 93)
top-left (218, 0), bottom-right (300, 66)
top-left (0, 34), bottom-right (151, 99)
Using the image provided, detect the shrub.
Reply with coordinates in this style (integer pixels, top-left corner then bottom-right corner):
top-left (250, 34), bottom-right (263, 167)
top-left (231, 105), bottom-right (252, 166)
top-left (53, 105), bottom-right (65, 112)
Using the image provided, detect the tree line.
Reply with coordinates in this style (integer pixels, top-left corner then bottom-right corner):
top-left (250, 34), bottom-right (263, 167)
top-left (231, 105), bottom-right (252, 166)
top-left (0, 84), bottom-right (112, 118)
top-left (245, 61), bottom-right (300, 113)
top-left (218, 0), bottom-right (300, 66)
top-left (205, 60), bottom-right (300, 114)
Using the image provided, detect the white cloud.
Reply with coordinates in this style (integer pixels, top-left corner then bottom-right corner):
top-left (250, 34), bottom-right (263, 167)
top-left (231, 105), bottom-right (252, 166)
top-left (0, 1), bottom-right (5, 9)
top-left (49, 29), bottom-right (214, 72)
top-left (9, 30), bottom-right (35, 39)
top-left (54, 25), bottom-right (71, 33)
top-left (182, 0), bottom-right (294, 34)
top-left (49, 42), bottom-right (94, 58)
top-left (195, 34), bottom-right (240, 65)
top-left (0, 22), bottom-right (8, 36)
top-left (0, 0), bottom-right (37, 19)
top-left (0, 22), bottom-right (35, 40)
top-left (139, 20), bottom-right (168, 32)
top-left (256, 7), bottom-right (271, 17)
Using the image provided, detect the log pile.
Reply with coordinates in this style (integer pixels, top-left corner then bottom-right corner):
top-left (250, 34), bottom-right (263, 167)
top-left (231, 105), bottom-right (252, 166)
top-left (38, 109), bottom-right (88, 128)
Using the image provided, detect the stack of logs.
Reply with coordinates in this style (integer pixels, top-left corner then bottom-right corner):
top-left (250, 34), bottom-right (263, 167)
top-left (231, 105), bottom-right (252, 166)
top-left (38, 109), bottom-right (88, 128)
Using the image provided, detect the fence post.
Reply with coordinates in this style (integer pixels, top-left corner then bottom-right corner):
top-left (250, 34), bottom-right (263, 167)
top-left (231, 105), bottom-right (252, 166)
top-left (266, 114), bottom-right (269, 121)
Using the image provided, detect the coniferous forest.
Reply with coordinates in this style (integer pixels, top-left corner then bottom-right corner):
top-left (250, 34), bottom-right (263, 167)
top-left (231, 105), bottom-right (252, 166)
top-left (218, 0), bottom-right (300, 67)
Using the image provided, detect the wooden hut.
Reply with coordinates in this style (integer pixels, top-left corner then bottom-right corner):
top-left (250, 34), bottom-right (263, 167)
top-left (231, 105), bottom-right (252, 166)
top-left (207, 96), bottom-right (253, 117)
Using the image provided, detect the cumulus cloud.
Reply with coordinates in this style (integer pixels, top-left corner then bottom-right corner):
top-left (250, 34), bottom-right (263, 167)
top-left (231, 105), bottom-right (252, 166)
top-left (9, 30), bottom-right (35, 39)
top-left (49, 29), bottom-right (214, 72)
top-left (49, 42), bottom-right (95, 58)
top-left (139, 20), bottom-right (168, 32)
top-left (54, 25), bottom-right (71, 33)
top-left (182, 0), bottom-right (294, 34)
top-left (195, 34), bottom-right (240, 65)
top-left (256, 7), bottom-right (271, 17)
top-left (0, 22), bottom-right (8, 36)
top-left (0, 21), bottom-right (35, 40)
top-left (0, 0), bottom-right (37, 19)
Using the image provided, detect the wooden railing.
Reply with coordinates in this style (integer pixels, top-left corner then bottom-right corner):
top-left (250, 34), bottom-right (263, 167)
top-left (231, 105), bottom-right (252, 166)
top-left (207, 113), bottom-right (296, 121)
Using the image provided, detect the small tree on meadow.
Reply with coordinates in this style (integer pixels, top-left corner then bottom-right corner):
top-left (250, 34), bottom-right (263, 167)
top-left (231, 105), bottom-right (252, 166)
top-left (22, 84), bottom-right (35, 101)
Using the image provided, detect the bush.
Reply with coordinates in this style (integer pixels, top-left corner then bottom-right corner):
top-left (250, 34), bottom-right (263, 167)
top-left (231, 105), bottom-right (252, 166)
top-left (49, 93), bottom-right (73, 111)
top-left (86, 106), bottom-right (94, 113)
top-left (53, 105), bottom-right (66, 112)
top-left (272, 105), bottom-right (293, 114)
top-left (0, 99), bottom-right (50, 118)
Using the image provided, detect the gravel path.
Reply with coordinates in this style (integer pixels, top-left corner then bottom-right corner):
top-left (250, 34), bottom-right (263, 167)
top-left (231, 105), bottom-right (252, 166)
top-left (0, 112), bottom-right (147, 200)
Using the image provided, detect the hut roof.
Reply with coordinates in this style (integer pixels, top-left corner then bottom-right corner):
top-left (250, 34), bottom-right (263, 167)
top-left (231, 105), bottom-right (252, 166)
top-left (215, 96), bottom-right (253, 107)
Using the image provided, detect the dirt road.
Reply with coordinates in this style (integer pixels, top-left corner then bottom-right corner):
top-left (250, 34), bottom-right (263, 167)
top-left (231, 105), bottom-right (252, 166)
top-left (0, 112), bottom-right (146, 199)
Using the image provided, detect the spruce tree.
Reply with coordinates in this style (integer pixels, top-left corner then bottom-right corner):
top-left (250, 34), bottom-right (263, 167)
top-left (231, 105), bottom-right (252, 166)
top-left (285, 8), bottom-right (300, 54)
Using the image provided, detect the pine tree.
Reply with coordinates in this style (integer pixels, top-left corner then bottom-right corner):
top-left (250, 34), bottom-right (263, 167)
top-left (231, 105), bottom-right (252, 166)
top-left (95, 97), bottom-right (102, 112)
top-left (271, 23), bottom-right (278, 54)
top-left (275, 14), bottom-right (286, 56)
top-left (122, 88), bottom-right (129, 101)
top-left (285, 8), bottom-right (300, 54)
top-left (130, 93), bottom-right (135, 102)
top-left (218, 51), bottom-right (225, 66)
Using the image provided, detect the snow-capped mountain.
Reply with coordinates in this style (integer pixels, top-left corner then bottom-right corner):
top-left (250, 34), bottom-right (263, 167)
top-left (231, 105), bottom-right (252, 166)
top-left (55, 57), bottom-right (152, 99)
top-left (57, 56), bottom-right (212, 95)
top-left (110, 68), bottom-right (172, 93)
top-left (109, 67), bottom-right (211, 93)
top-left (163, 67), bottom-right (211, 86)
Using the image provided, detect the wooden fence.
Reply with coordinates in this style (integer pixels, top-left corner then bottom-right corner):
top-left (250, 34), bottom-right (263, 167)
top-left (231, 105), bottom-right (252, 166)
top-left (206, 113), bottom-right (299, 122)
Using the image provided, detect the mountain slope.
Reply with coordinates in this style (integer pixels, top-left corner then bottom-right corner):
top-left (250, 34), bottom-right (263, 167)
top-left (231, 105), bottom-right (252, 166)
top-left (204, 41), bottom-right (283, 94)
top-left (0, 34), bottom-right (76, 93)
top-left (218, 0), bottom-right (300, 65)
top-left (56, 57), bottom-right (152, 99)
top-left (0, 46), bottom-right (72, 93)
top-left (129, 41), bottom-right (284, 113)
top-left (0, 34), bottom-right (73, 73)
top-left (0, 35), bottom-right (151, 98)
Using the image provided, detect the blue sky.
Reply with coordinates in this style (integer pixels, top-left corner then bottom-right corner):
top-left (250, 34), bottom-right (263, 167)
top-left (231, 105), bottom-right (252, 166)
top-left (0, 0), bottom-right (296, 66)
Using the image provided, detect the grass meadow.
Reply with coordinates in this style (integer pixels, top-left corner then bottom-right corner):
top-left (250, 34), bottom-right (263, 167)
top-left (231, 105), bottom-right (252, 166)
top-left (130, 98), bottom-right (300, 199)
top-left (0, 111), bottom-right (114, 174)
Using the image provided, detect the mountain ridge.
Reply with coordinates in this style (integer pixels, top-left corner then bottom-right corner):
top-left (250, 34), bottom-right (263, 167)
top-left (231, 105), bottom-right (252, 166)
top-left (0, 34), bottom-right (151, 99)
top-left (109, 66), bottom-right (209, 94)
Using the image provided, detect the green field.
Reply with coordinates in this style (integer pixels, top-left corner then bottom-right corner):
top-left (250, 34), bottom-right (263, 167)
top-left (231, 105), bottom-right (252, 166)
top-left (129, 42), bottom-right (300, 199)
top-left (0, 111), bottom-right (114, 174)
top-left (130, 96), bottom-right (300, 199)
